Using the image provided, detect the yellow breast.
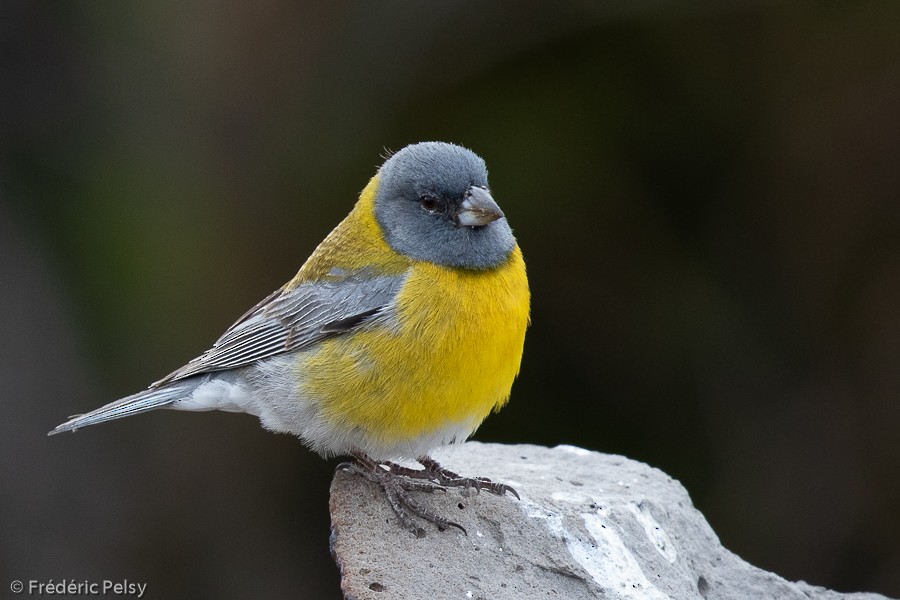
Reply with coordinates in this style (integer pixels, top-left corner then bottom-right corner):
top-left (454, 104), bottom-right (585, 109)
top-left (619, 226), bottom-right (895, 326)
top-left (298, 247), bottom-right (530, 450)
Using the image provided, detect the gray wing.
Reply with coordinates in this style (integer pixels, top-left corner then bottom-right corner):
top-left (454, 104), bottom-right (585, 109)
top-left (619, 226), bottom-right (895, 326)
top-left (151, 270), bottom-right (408, 387)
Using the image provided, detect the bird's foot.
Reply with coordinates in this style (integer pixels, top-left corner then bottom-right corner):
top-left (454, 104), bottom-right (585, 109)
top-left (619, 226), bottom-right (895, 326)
top-left (382, 456), bottom-right (520, 499)
top-left (340, 452), bottom-right (467, 537)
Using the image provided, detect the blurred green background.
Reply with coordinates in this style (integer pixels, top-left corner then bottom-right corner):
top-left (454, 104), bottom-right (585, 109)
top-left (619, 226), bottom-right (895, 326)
top-left (3, 1), bottom-right (899, 598)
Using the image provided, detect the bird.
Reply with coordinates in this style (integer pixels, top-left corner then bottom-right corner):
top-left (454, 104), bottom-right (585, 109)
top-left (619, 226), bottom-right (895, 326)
top-left (50, 141), bottom-right (530, 535)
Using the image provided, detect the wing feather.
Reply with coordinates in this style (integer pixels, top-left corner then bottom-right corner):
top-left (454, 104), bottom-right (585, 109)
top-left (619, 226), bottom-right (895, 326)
top-left (152, 270), bottom-right (407, 387)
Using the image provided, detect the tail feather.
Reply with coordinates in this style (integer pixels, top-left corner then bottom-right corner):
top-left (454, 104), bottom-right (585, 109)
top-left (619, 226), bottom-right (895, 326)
top-left (48, 383), bottom-right (193, 435)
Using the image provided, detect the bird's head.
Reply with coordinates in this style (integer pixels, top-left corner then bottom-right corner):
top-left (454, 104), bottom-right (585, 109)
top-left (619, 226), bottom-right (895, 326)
top-left (374, 142), bottom-right (516, 270)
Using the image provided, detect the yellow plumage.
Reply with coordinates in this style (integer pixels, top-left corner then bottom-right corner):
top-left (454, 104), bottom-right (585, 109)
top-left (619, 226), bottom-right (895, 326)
top-left (296, 175), bottom-right (530, 449)
top-left (288, 176), bottom-right (411, 284)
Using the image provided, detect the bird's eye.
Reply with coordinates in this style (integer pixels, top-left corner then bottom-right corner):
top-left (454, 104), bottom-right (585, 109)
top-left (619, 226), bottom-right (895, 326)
top-left (419, 195), bottom-right (440, 212)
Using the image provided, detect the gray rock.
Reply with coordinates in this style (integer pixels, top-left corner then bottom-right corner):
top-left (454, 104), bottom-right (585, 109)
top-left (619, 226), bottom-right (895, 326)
top-left (329, 442), bottom-right (892, 600)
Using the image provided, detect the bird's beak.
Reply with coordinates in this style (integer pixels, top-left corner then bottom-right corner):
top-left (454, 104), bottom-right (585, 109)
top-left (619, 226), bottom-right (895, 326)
top-left (456, 186), bottom-right (504, 227)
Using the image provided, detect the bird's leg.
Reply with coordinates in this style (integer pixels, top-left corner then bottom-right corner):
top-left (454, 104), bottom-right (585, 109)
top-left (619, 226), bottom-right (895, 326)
top-left (340, 451), bottom-right (466, 537)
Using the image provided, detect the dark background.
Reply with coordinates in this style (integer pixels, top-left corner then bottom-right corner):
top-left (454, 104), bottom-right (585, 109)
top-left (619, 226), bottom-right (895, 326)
top-left (3, 2), bottom-right (899, 598)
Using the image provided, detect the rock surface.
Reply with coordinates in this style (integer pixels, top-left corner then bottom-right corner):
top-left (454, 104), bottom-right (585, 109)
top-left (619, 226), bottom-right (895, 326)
top-left (329, 442), bottom-right (892, 600)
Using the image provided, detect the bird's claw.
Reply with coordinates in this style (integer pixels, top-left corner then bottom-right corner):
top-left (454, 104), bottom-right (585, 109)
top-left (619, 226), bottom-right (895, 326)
top-left (342, 452), bottom-right (519, 536)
